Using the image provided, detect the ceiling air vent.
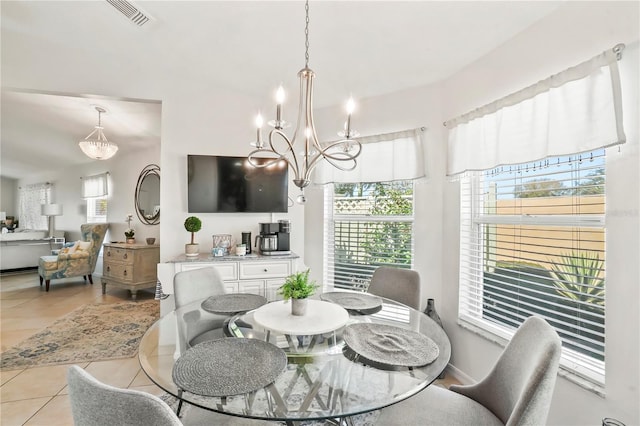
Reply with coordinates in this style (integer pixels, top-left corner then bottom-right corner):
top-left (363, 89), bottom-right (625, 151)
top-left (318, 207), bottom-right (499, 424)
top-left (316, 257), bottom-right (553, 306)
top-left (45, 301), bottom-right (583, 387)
top-left (105, 0), bottom-right (152, 27)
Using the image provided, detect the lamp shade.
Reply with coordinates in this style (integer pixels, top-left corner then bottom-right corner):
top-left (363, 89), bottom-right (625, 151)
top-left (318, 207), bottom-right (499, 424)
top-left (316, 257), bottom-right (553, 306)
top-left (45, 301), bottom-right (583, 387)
top-left (42, 204), bottom-right (63, 216)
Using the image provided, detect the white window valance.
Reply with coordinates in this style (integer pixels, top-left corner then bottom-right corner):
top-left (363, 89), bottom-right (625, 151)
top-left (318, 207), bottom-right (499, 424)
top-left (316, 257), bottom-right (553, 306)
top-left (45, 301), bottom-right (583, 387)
top-left (314, 127), bottom-right (426, 184)
top-left (82, 172), bottom-right (109, 199)
top-left (446, 44), bottom-right (626, 177)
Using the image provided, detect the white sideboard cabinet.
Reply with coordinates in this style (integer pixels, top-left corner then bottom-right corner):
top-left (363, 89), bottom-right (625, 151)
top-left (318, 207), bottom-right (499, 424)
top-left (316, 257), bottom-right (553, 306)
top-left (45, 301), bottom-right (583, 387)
top-left (157, 252), bottom-right (300, 299)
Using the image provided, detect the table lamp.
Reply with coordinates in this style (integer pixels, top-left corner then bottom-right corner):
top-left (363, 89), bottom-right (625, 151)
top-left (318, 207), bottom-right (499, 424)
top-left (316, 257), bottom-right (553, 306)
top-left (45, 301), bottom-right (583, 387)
top-left (41, 204), bottom-right (63, 238)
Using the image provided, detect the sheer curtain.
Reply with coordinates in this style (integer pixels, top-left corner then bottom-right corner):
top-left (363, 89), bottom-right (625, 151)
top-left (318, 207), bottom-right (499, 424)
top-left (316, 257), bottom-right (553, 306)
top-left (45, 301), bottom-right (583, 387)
top-left (82, 172), bottom-right (109, 198)
top-left (18, 183), bottom-right (51, 230)
top-left (314, 127), bottom-right (426, 184)
top-left (446, 45), bottom-right (626, 177)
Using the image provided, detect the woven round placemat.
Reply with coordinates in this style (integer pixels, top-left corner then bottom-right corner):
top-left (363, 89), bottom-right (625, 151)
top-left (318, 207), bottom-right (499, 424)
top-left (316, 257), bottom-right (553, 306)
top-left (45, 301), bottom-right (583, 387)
top-left (343, 323), bottom-right (439, 369)
top-left (172, 338), bottom-right (287, 397)
top-left (201, 293), bottom-right (267, 314)
top-left (320, 292), bottom-right (383, 314)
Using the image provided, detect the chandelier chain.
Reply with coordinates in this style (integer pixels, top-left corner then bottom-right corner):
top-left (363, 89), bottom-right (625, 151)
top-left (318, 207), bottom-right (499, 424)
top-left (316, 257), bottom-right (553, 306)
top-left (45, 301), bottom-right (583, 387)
top-left (304, 0), bottom-right (310, 68)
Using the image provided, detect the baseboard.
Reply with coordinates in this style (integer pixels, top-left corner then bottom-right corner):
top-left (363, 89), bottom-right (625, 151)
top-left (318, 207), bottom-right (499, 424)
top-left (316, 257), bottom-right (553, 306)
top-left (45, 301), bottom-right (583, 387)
top-left (0, 266), bottom-right (38, 276)
top-left (445, 363), bottom-right (474, 385)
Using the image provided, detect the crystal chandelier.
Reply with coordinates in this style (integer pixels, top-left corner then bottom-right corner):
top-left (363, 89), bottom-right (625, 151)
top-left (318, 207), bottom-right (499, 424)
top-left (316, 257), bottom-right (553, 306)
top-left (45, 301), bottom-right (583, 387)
top-left (248, 0), bottom-right (362, 204)
top-left (78, 106), bottom-right (119, 160)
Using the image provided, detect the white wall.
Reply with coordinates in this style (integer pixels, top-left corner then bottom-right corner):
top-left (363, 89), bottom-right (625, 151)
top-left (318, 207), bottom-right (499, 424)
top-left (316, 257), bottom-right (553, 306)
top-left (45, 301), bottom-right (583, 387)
top-left (0, 176), bottom-right (17, 218)
top-left (159, 86), bottom-right (306, 262)
top-left (439, 3), bottom-right (639, 425)
top-left (3, 1), bottom-right (638, 423)
top-left (16, 144), bottom-right (160, 246)
top-left (308, 2), bottom-right (639, 424)
top-left (2, 50), bottom-right (306, 267)
top-left (305, 83), bottom-right (446, 308)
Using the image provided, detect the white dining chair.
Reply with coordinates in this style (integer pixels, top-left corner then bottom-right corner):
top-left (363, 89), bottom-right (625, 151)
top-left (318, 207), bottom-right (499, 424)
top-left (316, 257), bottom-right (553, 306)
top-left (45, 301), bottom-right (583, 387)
top-left (367, 266), bottom-right (422, 310)
top-left (67, 365), bottom-right (182, 426)
top-left (375, 315), bottom-right (562, 425)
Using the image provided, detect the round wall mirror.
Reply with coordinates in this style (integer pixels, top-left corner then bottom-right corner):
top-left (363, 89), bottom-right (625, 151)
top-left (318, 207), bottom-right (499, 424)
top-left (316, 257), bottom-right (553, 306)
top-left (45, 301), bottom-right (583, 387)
top-left (135, 164), bottom-right (160, 225)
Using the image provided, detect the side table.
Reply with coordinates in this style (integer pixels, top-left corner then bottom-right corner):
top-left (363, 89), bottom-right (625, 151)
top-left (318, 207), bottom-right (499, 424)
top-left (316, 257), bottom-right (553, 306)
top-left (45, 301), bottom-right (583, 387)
top-left (102, 242), bottom-right (159, 300)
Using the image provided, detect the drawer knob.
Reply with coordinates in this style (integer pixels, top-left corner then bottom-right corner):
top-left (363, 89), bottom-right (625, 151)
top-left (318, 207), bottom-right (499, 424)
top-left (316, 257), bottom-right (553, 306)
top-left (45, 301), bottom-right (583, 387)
top-left (123, 253), bottom-right (128, 260)
top-left (106, 266), bottom-right (110, 272)
top-left (123, 269), bottom-right (127, 276)
top-left (107, 251), bottom-right (111, 257)
top-left (264, 268), bottom-right (268, 272)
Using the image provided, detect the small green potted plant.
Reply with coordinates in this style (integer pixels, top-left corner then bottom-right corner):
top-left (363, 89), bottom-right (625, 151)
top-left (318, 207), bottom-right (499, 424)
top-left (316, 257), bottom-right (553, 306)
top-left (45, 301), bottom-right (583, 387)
top-left (184, 216), bottom-right (202, 257)
top-left (278, 269), bottom-right (319, 316)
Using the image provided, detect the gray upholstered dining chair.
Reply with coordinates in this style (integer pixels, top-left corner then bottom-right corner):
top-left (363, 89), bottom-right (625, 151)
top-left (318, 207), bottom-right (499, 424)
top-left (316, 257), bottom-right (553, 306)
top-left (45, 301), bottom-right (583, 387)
top-left (67, 365), bottom-right (182, 426)
top-left (367, 266), bottom-right (422, 310)
top-left (375, 315), bottom-right (562, 426)
top-left (173, 266), bottom-right (226, 309)
top-left (173, 266), bottom-right (229, 349)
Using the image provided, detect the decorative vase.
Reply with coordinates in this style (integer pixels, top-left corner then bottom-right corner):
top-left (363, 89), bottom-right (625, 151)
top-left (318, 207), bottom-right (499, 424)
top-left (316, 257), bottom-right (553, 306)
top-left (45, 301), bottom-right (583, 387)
top-left (291, 298), bottom-right (308, 316)
top-left (425, 298), bottom-right (446, 378)
top-left (185, 243), bottom-right (199, 257)
top-left (126, 238), bottom-right (136, 244)
top-left (425, 298), bottom-right (443, 327)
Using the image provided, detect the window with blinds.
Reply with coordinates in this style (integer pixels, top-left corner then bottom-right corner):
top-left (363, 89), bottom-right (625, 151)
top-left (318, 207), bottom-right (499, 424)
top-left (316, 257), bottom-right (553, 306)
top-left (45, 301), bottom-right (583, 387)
top-left (87, 198), bottom-right (108, 223)
top-left (459, 150), bottom-right (606, 383)
top-left (82, 173), bottom-right (109, 223)
top-left (325, 181), bottom-right (414, 291)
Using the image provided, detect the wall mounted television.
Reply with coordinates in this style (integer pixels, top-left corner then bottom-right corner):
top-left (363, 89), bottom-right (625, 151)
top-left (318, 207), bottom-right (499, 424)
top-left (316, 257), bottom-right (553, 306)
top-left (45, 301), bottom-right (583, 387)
top-left (187, 155), bottom-right (289, 213)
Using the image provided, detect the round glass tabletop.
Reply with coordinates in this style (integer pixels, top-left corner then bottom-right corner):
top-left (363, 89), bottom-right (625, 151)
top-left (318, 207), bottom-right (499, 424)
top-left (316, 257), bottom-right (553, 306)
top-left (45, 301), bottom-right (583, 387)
top-left (138, 293), bottom-right (451, 422)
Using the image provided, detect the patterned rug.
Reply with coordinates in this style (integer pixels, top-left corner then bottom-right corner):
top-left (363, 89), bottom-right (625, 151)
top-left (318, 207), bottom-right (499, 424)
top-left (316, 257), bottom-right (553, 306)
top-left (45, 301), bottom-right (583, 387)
top-left (1, 300), bottom-right (160, 370)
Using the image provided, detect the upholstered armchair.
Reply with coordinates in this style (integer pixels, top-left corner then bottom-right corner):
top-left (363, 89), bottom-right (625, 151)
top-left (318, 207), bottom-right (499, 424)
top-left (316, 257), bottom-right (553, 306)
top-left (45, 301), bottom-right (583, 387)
top-left (38, 223), bottom-right (108, 292)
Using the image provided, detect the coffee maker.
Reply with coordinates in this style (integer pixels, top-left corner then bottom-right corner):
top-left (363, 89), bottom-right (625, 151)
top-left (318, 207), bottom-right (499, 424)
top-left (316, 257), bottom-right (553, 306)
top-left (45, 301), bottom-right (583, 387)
top-left (256, 220), bottom-right (291, 255)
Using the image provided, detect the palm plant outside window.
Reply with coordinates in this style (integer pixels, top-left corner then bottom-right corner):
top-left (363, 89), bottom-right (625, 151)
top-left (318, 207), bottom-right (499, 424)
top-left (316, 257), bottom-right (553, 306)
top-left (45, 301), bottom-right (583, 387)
top-left (325, 181), bottom-right (414, 291)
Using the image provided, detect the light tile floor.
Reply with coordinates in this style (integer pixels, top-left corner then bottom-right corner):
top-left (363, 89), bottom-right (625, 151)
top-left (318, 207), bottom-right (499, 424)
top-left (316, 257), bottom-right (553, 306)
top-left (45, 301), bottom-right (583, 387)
top-left (0, 271), bottom-right (159, 426)
top-left (0, 271), bottom-right (459, 425)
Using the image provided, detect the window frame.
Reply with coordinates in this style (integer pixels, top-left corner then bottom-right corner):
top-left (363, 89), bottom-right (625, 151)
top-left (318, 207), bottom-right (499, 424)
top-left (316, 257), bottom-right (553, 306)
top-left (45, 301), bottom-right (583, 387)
top-left (324, 181), bottom-right (416, 292)
top-left (458, 154), bottom-right (607, 389)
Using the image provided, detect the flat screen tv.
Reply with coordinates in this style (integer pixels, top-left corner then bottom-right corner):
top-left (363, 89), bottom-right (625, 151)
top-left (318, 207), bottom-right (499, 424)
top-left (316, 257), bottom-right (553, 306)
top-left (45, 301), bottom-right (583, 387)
top-left (187, 155), bottom-right (289, 213)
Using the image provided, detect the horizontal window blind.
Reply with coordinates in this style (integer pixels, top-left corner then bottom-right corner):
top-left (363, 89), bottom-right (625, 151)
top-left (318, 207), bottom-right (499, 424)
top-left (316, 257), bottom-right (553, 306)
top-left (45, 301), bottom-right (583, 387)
top-left (325, 182), bottom-right (414, 291)
top-left (459, 150), bottom-right (606, 382)
top-left (87, 198), bottom-right (108, 223)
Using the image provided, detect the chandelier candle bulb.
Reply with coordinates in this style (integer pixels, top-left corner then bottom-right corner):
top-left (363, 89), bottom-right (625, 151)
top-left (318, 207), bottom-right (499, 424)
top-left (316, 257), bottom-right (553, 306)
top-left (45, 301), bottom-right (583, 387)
top-left (345, 97), bottom-right (355, 137)
top-left (255, 113), bottom-right (264, 146)
top-left (275, 85), bottom-right (285, 125)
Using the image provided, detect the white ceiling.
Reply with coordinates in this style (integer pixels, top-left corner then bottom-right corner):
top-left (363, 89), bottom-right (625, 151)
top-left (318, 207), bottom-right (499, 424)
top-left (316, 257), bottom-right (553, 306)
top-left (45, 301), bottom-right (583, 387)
top-left (1, 1), bottom-right (562, 180)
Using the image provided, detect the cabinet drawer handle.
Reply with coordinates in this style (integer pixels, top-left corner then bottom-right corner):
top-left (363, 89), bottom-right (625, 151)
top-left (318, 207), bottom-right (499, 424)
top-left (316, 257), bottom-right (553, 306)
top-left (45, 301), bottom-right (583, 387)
top-left (107, 251), bottom-right (111, 257)
top-left (123, 269), bottom-right (127, 276)
top-left (106, 266), bottom-right (110, 272)
top-left (264, 268), bottom-right (268, 272)
top-left (123, 253), bottom-right (128, 260)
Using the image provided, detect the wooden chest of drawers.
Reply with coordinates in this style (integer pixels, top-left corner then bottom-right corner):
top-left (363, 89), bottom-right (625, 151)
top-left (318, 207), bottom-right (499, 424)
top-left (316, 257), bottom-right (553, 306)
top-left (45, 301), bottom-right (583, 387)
top-left (102, 243), bottom-right (159, 300)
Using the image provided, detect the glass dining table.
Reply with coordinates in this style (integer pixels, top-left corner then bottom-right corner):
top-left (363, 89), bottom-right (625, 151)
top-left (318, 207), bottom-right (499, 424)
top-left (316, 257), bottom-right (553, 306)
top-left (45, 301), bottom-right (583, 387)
top-left (138, 291), bottom-right (451, 424)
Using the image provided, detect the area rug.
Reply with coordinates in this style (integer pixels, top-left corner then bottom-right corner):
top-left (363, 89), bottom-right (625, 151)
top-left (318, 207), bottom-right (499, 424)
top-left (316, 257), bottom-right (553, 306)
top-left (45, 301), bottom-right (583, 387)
top-left (1, 300), bottom-right (159, 370)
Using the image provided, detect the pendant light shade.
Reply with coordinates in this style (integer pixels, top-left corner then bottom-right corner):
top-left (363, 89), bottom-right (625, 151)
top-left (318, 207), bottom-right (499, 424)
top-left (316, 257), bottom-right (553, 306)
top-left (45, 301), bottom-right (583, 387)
top-left (79, 106), bottom-right (119, 160)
